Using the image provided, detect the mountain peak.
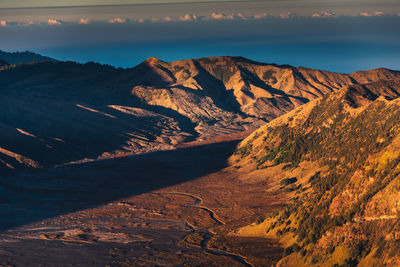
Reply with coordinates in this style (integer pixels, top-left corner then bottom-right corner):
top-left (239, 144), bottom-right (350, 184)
top-left (195, 55), bottom-right (254, 64)
top-left (143, 56), bottom-right (164, 65)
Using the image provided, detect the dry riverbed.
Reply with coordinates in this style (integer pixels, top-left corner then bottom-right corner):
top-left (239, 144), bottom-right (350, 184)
top-left (0, 136), bottom-right (285, 266)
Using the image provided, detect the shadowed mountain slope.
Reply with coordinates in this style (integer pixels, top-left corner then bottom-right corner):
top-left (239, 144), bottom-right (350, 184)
top-left (0, 50), bottom-right (56, 64)
top-left (0, 55), bottom-right (399, 172)
top-left (0, 59), bottom-right (8, 67)
top-left (0, 61), bottom-right (195, 172)
top-left (344, 79), bottom-right (400, 107)
top-left (231, 79), bottom-right (400, 266)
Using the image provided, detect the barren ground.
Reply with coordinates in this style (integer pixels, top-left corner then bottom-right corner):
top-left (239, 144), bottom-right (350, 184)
top-left (0, 134), bottom-right (285, 266)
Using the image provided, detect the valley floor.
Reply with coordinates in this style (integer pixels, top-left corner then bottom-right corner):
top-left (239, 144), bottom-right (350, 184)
top-left (0, 134), bottom-right (285, 266)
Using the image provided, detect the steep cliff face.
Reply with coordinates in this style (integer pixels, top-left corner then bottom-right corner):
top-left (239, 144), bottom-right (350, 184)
top-left (232, 79), bottom-right (400, 266)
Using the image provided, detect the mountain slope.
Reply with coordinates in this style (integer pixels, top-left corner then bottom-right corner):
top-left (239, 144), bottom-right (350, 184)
top-left (0, 61), bottom-right (194, 172)
top-left (1, 55), bottom-right (400, 173)
top-left (0, 59), bottom-right (8, 67)
top-left (231, 79), bottom-right (400, 266)
top-left (129, 56), bottom-right (400, 122)
top-left (0, 50), bottom-right (56, 64)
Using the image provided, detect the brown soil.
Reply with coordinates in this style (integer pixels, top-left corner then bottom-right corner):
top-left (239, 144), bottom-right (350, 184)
top-left (0, 134), bottom-right (286, 266)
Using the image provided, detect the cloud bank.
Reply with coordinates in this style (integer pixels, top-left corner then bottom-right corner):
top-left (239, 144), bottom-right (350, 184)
top-left (78, 18), bottom-right (91, 24)
top-left (279, 12), bottom-right (296, 19)
top-left (178, 14), bottom-right (198, 21)
top-left (48, 19), bottom-right (62, 25)
top-left (359, 11), bottom-right (385, 17)
top-left (108, 18), bottom-right (126, 24)
top-left (312, 11), bottom-right (336, 18)
top-left (0, 10), bottom-right (398, 28)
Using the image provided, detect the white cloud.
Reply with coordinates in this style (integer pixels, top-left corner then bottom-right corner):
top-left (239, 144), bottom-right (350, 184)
top-left (178, 14), bottom-right (198, 21)
top-left (210, 12), bottom-right (235, 20)
top-left (312, 11), bottom-right (336, 18)
top-left (24, 21), bottom-right (35, 26)
top-left (373, 11), bottom-right (385, 16)
top-left (359, 11), bottom-right (385, 17)
top-left (0, 20), bottom-right (22, 27)
top-left (48, 19), bottom-right (62, 25)
top-left (141, 12), bottom-right (270, 23)
top-left (236, 13), bottom-right (247, 20)
top-left (162, 16), bottom-right (175, 22)
top-left (108, 18), bottom-right (126, 24)
top-left (252, 13), bottom-right (269, 20)
top-left (148, 12), bottom-right (271, 22)
top-left (210, 12), bottom-right (224, 20)
top-left (280, 12), bottom-right (296, 19)
top-left (78, 18), bottom-right (91, 24)
top-left (206, 12), bottom-right (271, 21)
top-left (209, 12), bottom-right (254, 20)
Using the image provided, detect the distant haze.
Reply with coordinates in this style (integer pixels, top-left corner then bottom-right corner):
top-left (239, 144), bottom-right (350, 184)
top-left (0, 0), bottom-right (399, 72)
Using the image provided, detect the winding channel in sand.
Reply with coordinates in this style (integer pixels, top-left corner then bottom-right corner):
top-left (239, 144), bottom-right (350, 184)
top-left (157, 192), bottom-right (254, 267)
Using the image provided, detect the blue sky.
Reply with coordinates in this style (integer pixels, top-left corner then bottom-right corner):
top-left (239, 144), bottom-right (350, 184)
top-left (0, 1), bottom-right (399, 72)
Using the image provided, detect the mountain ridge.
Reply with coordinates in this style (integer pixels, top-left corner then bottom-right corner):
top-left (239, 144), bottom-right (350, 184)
top-left (0, 50), bottom-right (57, 65)
top-left (130, 55), bottom-right (400, 122)
top-left (1, 54), bottom-right (400, 173)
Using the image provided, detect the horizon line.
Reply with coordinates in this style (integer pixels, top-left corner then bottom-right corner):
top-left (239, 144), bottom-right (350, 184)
top-left (1, 49), bottom-right (398, 74)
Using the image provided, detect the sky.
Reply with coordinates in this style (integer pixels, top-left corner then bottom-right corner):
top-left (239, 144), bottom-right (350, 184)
top-left (0, 0), bottom-right (399, 73)
top-left (0, 0), bottom-right (235, 8)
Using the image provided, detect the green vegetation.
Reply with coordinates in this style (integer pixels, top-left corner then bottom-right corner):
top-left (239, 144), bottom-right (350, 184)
top-left (257, 149), bottom-right (278, 166)
top-left (251, 91), bottom-right (400, 264)
top-left (280, 177), bottom-right (297, 186)
top-left (234, 143), bottom-right (253, 158)
top-left (283, 243), bottom-right (301, 256)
